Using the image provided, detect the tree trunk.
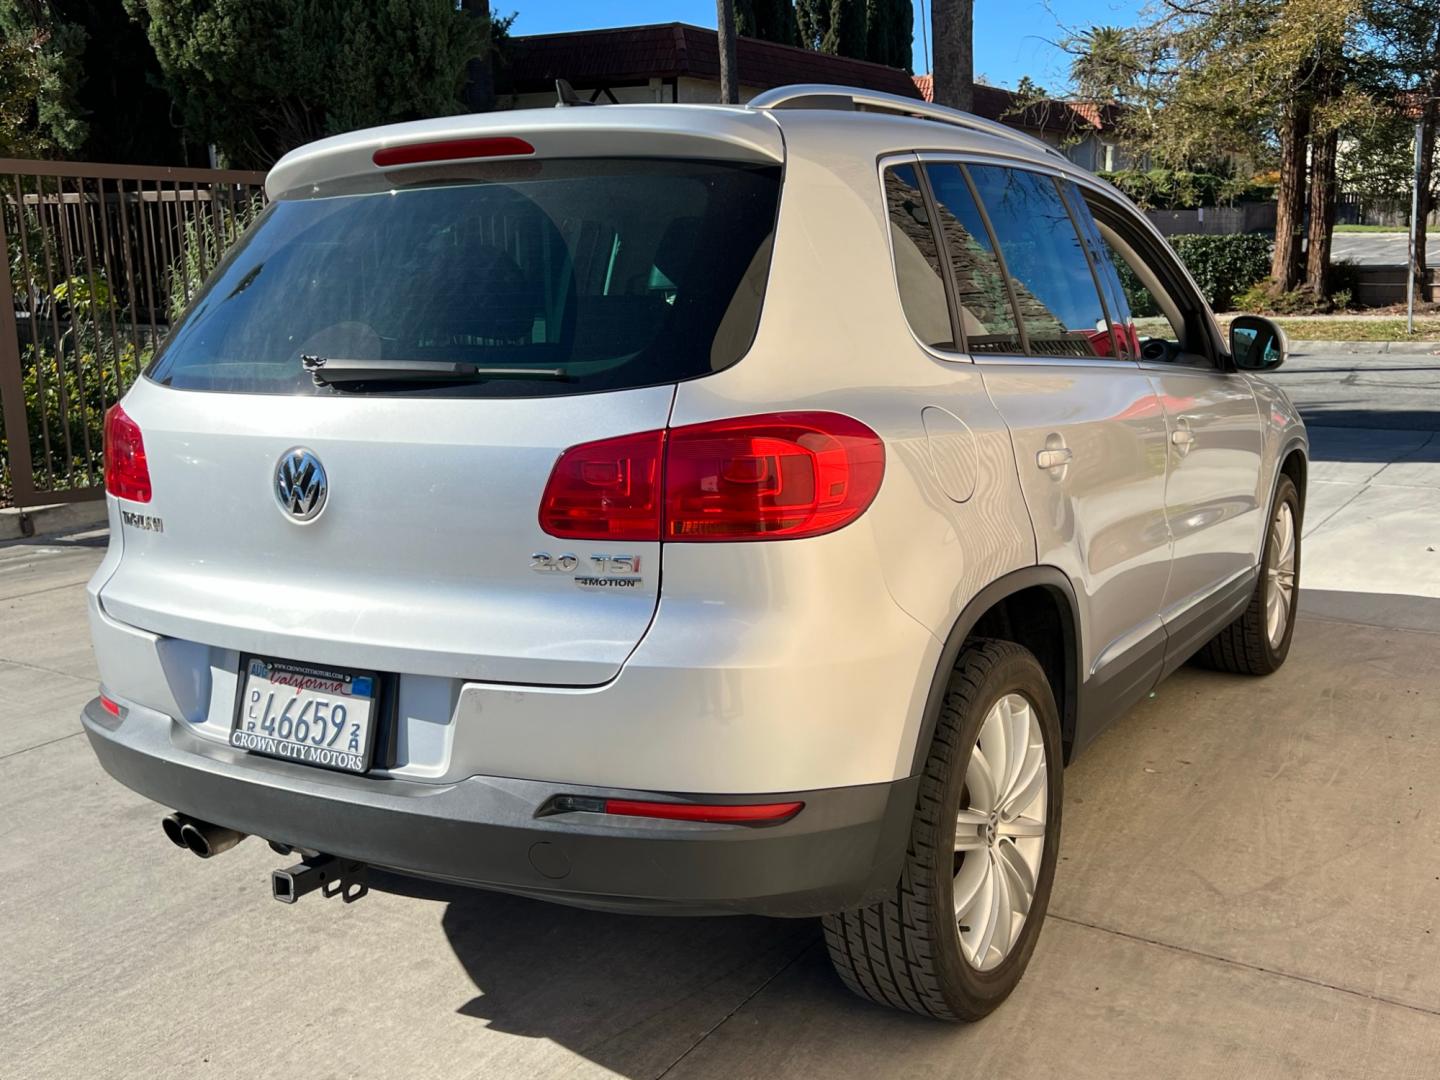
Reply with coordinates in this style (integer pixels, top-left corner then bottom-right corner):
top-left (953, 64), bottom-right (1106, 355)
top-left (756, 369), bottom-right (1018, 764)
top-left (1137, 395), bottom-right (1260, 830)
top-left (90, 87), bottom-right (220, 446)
top-left (1305, 125), bottom-right (1339, 300)
top-left (931, 0), bottom-right (973, 111)
top-left (1414, 102), bottom-right (1437, 302)
top-left (717, 0), bottom-right (740, 103)
top-left (460, 0), bottom-right (495, 112)
top-left (1271, 99), bottom-right (1311, 293)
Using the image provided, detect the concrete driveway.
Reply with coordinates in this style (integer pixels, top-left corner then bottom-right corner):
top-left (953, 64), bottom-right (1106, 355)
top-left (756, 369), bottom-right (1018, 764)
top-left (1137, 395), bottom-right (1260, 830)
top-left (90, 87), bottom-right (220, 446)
top-left (4, 351), bottom-right (1440, 1079)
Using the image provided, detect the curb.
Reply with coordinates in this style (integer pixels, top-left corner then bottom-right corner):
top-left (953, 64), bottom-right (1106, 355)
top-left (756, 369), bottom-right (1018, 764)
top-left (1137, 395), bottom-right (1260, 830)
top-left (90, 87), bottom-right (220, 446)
top-left (0, 499), bottom-right (107, 541)
top-left (1288, 339), bottom-right (1440, 355)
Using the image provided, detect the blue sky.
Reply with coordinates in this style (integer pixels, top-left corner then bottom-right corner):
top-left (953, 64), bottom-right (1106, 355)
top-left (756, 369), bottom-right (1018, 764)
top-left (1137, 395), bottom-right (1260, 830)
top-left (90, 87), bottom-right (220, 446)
top-left (508, 0), bottom-right (1146, 93)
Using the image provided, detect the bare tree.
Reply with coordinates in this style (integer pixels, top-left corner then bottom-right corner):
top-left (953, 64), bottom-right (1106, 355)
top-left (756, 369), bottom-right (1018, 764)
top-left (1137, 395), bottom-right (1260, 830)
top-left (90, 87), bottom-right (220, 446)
top-left (717, 0), bottom-right (740, 104)
top-left (932, 0), bottom-right (974, 111)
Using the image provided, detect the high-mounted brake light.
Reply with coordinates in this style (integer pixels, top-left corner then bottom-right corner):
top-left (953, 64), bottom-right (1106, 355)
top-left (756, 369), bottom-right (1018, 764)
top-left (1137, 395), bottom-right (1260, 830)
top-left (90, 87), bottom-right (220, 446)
top-left (372, 137), bottom-right (535, 168)
top-left (538, 413), bottom-right (884, 543)
top-left (603, 799), bottom-right (804, 825)
top-left (104, 403), bottom-right (151, 503)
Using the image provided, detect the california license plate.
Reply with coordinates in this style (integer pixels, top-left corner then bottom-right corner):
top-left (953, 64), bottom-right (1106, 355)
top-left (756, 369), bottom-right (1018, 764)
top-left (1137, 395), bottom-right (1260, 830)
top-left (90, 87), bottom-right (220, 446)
top-left (231, 657), bottom-right (379, 774)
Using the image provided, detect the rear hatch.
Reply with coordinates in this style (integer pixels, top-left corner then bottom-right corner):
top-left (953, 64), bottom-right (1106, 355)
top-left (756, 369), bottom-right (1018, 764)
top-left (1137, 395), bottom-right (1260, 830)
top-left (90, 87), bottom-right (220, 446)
top-left (99, 116), bottom-right (782, 685)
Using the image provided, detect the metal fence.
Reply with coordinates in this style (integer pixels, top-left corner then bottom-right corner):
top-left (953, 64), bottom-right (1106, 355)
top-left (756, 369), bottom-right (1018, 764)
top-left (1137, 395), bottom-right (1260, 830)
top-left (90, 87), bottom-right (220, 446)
top-left (1336, 194), bottom-right (1440, 228)
top-left (0, 158), bottom-right (267, 509)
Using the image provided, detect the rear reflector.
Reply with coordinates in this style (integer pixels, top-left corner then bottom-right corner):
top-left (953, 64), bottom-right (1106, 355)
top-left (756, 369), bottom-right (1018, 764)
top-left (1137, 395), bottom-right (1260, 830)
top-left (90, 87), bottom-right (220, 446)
top-left (372, 137), bottom-right (535, 167)
top-left (603, 799), bottom-right (804, 825)
top-left (104, 403), bottom-right (151, 503)
top-left (538, 412), bottom-right (884, 543)
top-left (539, 429), bottom-right (665, 541)
top-left (99, 693), bottom-right (122, 717)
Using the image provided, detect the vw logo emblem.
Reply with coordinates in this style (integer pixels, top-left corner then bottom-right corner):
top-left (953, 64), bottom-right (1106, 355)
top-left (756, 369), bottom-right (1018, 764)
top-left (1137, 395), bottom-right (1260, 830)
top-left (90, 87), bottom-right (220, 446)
top-left (274, 448), bottom-right (328, 522)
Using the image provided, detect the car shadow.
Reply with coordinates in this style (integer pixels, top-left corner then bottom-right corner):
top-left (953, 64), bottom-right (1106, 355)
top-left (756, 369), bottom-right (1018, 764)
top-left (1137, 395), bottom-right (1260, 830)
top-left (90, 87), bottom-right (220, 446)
top-left (366, 870), bottom-right (834, 1076)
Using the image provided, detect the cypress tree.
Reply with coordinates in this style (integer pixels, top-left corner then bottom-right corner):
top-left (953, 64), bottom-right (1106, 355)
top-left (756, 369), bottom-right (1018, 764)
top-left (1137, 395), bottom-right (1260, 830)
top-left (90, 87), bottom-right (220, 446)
top-left (736, 0), bottom-right (800, 47)
top-left (795, 0), bottom-right (911, 69)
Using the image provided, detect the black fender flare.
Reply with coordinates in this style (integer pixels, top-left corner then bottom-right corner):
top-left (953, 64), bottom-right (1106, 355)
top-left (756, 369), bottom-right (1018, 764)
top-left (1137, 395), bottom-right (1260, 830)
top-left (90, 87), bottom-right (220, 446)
top-left (908, 565), bottom-right (1082, 774)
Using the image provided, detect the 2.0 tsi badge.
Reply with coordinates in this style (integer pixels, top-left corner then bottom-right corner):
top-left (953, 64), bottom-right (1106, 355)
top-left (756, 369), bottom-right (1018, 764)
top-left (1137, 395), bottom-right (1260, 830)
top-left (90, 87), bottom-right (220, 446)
top-left (274, 448), bottom-right (328, 522)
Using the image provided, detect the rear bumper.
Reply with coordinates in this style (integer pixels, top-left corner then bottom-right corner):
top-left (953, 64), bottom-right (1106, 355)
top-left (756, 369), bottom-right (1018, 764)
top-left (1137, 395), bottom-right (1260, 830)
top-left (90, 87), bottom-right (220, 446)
top-left (82, 698), bottom-right (917, 917)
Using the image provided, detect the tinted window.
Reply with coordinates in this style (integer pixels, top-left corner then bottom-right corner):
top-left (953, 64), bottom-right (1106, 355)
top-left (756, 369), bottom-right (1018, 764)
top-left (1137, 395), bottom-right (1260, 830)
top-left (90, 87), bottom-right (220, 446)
top-left (1061, 181), bottom-right (1133, 358)
top-left (924, 164), bottom-right (1021, 353)
top-left (966, 165), bottom-right (1114, 359)
top-left (884, 164), bottom-right (954, 350)
top-left (147, 159), bottom-right (780, 397)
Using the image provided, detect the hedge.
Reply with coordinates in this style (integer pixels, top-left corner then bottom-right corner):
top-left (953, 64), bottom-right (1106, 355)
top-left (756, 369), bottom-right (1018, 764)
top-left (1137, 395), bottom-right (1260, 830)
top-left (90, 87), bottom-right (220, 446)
top-left (1112, 233), bottom-right (1272, 315)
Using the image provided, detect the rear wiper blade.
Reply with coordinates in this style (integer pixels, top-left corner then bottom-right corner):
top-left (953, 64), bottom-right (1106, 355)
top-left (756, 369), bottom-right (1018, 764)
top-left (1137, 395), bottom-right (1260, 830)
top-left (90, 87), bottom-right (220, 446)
top-left (302, 355), bottom-right (567, 385)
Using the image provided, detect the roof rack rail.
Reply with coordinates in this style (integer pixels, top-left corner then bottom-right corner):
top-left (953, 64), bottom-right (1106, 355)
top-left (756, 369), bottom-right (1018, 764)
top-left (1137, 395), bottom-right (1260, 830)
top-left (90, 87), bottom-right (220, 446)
top-left (747, 83), bottom-right (1067, 161)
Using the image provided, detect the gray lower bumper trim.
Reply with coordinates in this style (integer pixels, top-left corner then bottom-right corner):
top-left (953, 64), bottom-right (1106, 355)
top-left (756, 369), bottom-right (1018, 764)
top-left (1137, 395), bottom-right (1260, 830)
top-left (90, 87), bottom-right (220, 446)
top-left (82, 700), bottom-right (917, 917)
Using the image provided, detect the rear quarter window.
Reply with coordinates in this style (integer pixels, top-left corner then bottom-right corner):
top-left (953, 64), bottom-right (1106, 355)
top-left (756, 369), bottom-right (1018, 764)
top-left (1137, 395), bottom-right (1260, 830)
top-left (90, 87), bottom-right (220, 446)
top-left (146, 159), bottom-right (780, 397)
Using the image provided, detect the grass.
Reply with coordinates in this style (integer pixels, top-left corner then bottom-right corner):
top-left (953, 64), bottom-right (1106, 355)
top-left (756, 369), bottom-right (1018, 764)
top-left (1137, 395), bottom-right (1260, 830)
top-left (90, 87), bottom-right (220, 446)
top-left (1215, 315), bottom-right (1440, 341)
top-left (1332, 224), bottom-right (1409, 233)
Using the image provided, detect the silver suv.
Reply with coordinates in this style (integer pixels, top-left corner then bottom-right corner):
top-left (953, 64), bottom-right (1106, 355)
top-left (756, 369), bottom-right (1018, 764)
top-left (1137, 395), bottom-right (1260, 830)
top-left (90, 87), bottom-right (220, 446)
top-left (83, 85), bottom-right (1306, 1021)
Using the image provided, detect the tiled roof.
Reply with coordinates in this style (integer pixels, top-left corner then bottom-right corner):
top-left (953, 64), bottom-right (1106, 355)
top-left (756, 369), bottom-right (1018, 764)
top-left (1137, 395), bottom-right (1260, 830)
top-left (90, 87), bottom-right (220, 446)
top-left (913, 74), bottom-right (1121, 134)
top-left (502, 23), bottom-right (922, 99)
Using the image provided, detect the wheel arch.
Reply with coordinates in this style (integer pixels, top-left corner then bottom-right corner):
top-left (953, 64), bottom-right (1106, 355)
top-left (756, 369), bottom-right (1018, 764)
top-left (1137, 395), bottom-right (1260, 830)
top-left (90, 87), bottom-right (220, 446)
top-left (910, 567), bottom-right (1082, 773)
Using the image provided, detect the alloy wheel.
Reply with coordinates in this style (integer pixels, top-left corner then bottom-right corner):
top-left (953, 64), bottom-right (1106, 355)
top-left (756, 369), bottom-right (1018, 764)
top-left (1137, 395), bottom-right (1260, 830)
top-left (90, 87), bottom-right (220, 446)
top-left (953, 692), bottom-right (1047, 971)
top-left (1266, 501), bottom-right (1297, 649)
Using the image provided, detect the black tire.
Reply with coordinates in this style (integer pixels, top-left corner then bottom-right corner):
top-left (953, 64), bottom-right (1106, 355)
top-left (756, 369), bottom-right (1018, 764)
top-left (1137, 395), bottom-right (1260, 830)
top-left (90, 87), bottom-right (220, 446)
top-left (1197, 474), bottom-right (1301, 676)
top-left (822, 638), bottom-right (1063, 1021)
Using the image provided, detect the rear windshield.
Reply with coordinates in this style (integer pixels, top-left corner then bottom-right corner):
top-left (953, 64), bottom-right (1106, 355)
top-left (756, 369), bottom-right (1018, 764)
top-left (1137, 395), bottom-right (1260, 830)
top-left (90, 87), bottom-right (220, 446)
top-left (147, 158), bottom-right (781, 397)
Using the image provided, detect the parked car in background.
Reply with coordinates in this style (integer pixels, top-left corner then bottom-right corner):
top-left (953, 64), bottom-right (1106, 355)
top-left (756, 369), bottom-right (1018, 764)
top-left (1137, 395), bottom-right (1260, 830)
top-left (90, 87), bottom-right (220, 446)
top-left (83, 85), bottom-right (1306, 1020)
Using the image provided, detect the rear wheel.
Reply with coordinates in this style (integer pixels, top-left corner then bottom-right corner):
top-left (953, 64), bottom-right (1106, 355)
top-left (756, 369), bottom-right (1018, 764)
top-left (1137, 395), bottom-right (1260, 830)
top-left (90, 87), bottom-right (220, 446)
top-left (822, 639), bottom-right (1062, 1021)
top-left (1198, 473), bottom-right (1300, 675)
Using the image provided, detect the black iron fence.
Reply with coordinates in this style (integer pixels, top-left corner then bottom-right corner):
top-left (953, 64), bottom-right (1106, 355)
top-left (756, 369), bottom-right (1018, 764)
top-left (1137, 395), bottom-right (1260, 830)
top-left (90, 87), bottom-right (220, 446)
top-left (0, 158), bottom-right (267, 509)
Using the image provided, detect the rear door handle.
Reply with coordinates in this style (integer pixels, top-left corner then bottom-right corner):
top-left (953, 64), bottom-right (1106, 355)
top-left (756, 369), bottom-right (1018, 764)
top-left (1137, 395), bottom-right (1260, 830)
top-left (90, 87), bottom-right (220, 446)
top-left (1171, 422), bottom-right (1195, 453)
top-left (1036, 447), bottom-right (1074, 470)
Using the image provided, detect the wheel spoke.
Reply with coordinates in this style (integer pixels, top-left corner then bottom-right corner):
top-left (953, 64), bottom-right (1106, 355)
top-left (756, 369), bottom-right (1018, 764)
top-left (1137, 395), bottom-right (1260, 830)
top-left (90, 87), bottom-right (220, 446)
top-left (954, 809), bottom-right (989, 852)
top-left (966, 745), bottom-right (999, 815)
top-left (1001, 744), bottom-right (1046, 820)
top-left (974, 853), bottom-right (1011, 967)
top-left (953, 849), bottom-right (990, 918)
top-left (997, 839), bottom-right (1036, 916)
top-left (997, 815), bottom-right (1045, 839)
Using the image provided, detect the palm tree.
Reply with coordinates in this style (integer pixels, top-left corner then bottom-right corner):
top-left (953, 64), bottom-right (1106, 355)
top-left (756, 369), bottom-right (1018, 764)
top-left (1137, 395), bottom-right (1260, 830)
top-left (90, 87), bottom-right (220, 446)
top-left (932, 0), bottom-right (974, 111)
top-left (717, 0), bottom-right (740, 104)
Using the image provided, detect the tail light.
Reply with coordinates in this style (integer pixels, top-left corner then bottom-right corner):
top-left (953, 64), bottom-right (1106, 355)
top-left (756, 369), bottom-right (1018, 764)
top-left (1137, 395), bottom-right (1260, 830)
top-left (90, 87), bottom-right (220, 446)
top-left (539, 430), bottom-right (664, 540)
top-left (538, 412), bottom-right (884, 542)
top-left (104, 404), bottom-right (151, 503)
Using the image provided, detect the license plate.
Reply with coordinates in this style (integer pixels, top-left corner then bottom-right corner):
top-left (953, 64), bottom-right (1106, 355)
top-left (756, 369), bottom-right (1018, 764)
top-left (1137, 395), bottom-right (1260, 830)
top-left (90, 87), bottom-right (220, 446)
top-left (231, 657), bottom-right (379, 774)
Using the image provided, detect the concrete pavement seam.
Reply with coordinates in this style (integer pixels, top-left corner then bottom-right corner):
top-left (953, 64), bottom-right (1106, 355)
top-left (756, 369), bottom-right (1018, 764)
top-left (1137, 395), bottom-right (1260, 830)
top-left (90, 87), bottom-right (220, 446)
top-left (1048, 914), bottom-right (1440, 1020)
top-left (0, 577), bottom-right (93, 603)
top-left (0, 730), bottom-right (82, 762)
top-left (0, 655), bottom-right (96, 685)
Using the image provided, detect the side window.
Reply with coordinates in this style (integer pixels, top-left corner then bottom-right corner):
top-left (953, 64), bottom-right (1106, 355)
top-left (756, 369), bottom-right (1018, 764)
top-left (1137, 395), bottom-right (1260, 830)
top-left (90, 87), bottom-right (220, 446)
top-left (924, 164), bottom-right (1022, 353)
top-left (1084, 200), bottom-right (1210, 366)
top-left (964, 165), bottom-right (1116, 359)
top-left (1061, 181), bottom-right (1136, 359)
top-left (883, 164), bottom-right (955, 351)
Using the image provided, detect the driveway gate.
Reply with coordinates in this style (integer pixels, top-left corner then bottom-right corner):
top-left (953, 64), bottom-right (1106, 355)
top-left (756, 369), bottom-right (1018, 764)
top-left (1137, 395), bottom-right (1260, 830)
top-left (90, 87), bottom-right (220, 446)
top-left (0, 158), bottom-right (266, 509)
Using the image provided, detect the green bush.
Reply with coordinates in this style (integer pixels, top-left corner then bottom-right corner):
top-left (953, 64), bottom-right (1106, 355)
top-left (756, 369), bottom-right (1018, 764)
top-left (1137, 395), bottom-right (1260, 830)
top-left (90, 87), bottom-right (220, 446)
top-left (1168, 234), bottom-right (1272, 312)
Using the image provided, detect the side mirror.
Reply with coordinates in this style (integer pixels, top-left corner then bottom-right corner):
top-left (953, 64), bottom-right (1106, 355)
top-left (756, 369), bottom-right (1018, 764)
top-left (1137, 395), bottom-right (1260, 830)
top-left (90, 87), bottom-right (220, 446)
top-left (1229, 315), bottom-right (1287, 372)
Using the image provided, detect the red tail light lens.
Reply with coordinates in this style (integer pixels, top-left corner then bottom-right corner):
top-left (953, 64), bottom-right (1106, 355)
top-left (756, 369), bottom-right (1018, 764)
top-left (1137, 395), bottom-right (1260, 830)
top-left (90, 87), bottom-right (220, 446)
top-left (665, 412), bottom-right (884, 540)
top-left (538, 429), bottom-right (665, 540)
top-left (104, 404), bottom-right (151, 503)
top-left (539, 414), bottom-right (884, 543)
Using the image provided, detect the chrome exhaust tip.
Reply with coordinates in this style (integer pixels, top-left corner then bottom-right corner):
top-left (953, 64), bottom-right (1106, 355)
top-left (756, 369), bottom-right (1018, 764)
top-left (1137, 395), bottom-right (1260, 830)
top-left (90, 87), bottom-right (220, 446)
top-left (171, 816), bottom-right (246, 859)
top-left (161, 813), bottom-right (188, 848)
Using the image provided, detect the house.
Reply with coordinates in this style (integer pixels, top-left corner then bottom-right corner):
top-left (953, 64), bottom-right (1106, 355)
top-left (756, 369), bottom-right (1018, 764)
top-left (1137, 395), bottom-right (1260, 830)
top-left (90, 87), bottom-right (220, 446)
top-left (912, 74), bottom-right (1130, 172)
top-left (497, 23), bottom-right (921, 109)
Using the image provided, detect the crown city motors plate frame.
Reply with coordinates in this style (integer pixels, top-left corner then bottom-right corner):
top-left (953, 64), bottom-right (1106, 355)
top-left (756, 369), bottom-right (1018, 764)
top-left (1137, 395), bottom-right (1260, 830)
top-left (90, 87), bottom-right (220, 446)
top-left (230, 655), bottom-right (382, 774)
